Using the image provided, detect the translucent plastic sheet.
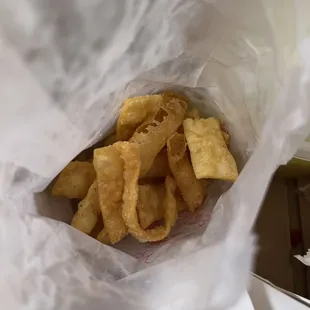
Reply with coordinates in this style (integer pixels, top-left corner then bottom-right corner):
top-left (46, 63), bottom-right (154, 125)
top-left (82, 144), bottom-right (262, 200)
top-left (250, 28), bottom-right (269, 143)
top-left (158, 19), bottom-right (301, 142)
top-left (0, 0), bottom-right (310, 309)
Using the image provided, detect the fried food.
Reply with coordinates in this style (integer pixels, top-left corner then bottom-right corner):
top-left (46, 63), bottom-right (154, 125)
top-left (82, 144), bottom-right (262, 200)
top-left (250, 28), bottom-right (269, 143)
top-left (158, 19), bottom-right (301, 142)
top-left (222, 131), bottom-right (230, 144)
top-left (52, 161), bottom-right (96, 199)
top-left (97, 228), bottom-right (111, 244)
top-left (116, 95), bottom-right (162, 141)
top-left (162, 90), bottom-right (189, 103)
top-left (57, 91), bottom-right (240, 246)
top-left (167, 133), bottom-right (205, 212)
top-left (143, 148), bottom-right (170, 178)
top-left (137, 183), bottom-right (165, 229)
top-left (120, 142), bottom-right (178, 242)
top-left (130, 97), bottom-right (187, 177)
top-left (71, 182), bottom-right (100, 234)
top-left (184, 108), bottom-right (229, 144)
top-left (138, 184), bottom-right (188, 229)
top-left (185, 108), bottom-right (200, 119)
top-left (103, 132), bottom-right (117, 146)
top-left (93, 145), bottom-right (127, 244)
top-left (90, 215), bottom-right (104, 238)
top-left (183, 117), bottom-right (238, 181)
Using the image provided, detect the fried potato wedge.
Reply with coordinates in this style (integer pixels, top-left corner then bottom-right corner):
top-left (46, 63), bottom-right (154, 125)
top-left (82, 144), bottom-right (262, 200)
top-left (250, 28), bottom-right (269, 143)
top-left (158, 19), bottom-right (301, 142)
top-left (71, 181), bottom-right (100, 234)
top-left (93, 145), bottom-right (127, 244)
top-left (117, 95), bottom-right (162, 141)
top-left (120, 142), bottom-right (177, 242)
top-left (183, 118), bottom-right (238, 181)
top-left (130, 98), bottom-right (187, 177)
top-left (52, 161), bottom-right (96, 199)
top-left (167, 133), bottom-right (205, 212)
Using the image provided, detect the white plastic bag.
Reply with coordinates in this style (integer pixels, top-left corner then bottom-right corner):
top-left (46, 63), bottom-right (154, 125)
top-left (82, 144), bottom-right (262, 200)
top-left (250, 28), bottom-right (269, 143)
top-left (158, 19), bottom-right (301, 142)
top-left (0, 0), bottom-right (310, 309)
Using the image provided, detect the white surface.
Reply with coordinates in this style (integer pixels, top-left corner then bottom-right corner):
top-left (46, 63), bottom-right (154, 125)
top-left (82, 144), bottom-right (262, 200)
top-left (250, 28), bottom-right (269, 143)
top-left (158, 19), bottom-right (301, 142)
top-left (295, 141), bottom-right (310, 161)
top-left (295, 249), bottom-right (310, 265)
top-left (0, 0), bottom-right (310, 310)
top-left (249, 276), bottom-right (310, 310)
top-left (228, 292), bottom-right (254, 310)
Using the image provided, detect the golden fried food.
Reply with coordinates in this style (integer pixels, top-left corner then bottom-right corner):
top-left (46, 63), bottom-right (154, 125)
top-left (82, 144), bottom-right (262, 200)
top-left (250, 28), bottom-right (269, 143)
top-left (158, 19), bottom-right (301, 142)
top-left (185, 108), bottom-right (200, 119)
top-left (93, 145), bottom-right (127, 244)
top-left (116, 95), bottom-right (162, 141)
top-left (97, 228), bottom-right (111, 244)
top-left (120, 142), bottom-right (178, 242)
top-left (137, 183), bottom-right (165, 229)
top-left (71, 182), bottom-right (100, 234)
top-left (176, 191), bottom-right (188, 212)
top-left (56, 91), bottom-right (239, 246)
top-left (167, 133), bottom-right (205, 212)
top-left (143, 148), bottom-right (170, 178)
top-left (138, 184), bottom-right (188, 229)
top-left (52, 161), bottom-right (96, 199)
top-left (222, 131), bottom-right (230, 144)
top-left (90, 215), bottom-right (104, 238)
top-left (162, 90), bottom-right (188, 103)
top-left (130, 97), bottom-right (187, 177)
top-left (103, 132), bottom-right (117, 146)
top-left (183, 117), bottom-right (238, 181)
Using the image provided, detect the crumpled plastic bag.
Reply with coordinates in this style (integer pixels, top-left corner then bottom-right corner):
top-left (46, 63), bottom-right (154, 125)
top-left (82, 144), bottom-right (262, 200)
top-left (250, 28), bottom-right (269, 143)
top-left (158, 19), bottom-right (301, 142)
top-left (0, 0), bottom-right (310, 309)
